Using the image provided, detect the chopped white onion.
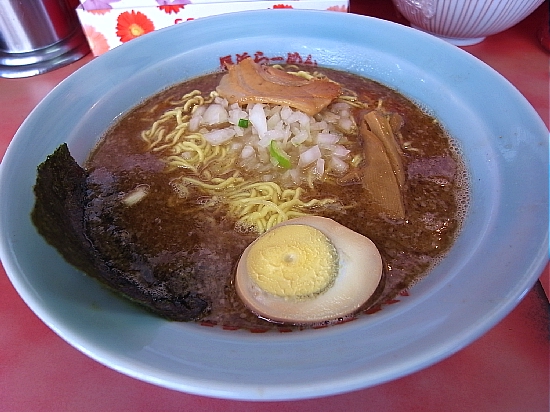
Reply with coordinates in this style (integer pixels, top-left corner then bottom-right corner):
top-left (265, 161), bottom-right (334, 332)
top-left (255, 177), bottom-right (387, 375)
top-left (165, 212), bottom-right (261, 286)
top-left (289, 168), bottom-right (300, 185)
top-left (241, 145), bottom-right (255, 159)
top-left (338, 117), bottom-right (354, 133)
top-left (228, 106), bottom-right (248, 126)
top-left (189, 105), bottom-right (207, 132)
top-left (316, 133), bottom-right (340, 146)
top-left (287, 111), bottom-right (310, 126)
top-left (189, 116), bottom-right (201, 132)
top-left (329, 144), bottom-right (351, 158)
top-left (230, 142), bottom-right (242, 152)
top-left (298, 145), bottom-right (322, 168)
top-left (257, 135), bottom-right (272, 148)
top-left (122, 184), bottom-right (150, 206)
top-left (214, 96), bottom-right (228, 108)
top-left (330, 102), bottom-right (351, 112)
top-left (179, 96), bottom-right (359, 187)
top-left (233, 125), bottom-right (245, 137)
top-left (291, 130), bottom-right (309, 145)
top-left (323, 111), bottom-right (340, 123)
top-left (311, 120), bottom-right (328, 131)
top-left (267, 112), bottom-right (281, 129)
top-left (280, 105), bottom-right (293, 121)
top-left (201, 103), bottom-right (228, 125)
top-left (193, 105), bottom-right (207, 117)
top-left (249, 103), bottom-right (268, 139)
top-left (314, 158), bottom-right (325, 177)
top-left (203, 128), bottom-right (235, 145)
top-left (330, 156), bottom-right (349, 173)
top-left (263, 129), bottom-right (286, 142)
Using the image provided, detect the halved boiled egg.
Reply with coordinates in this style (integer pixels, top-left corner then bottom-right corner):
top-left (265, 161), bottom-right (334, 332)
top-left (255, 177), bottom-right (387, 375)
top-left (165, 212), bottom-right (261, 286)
top-left (234, 216), bottom-right (383, 324)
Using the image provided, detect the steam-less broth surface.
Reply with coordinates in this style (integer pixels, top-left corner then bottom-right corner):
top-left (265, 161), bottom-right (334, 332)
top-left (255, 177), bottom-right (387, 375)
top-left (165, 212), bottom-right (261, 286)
top-left (85, 66), bottom-right (468, 331)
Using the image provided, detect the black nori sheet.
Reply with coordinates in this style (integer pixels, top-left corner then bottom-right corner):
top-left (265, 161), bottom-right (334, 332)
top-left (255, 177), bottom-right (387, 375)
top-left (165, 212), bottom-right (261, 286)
top-left (31, 144), bottom-right (209, 321)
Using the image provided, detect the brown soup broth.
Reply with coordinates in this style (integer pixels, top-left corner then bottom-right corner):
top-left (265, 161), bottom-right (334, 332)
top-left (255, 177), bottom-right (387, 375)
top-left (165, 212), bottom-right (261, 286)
top-left (86, 66), bottom-right (469, 331)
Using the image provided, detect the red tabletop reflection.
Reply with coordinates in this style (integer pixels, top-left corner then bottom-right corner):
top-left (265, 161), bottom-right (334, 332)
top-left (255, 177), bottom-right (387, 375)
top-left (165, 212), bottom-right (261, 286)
top-left (0, 1), bottom-right (548, 411)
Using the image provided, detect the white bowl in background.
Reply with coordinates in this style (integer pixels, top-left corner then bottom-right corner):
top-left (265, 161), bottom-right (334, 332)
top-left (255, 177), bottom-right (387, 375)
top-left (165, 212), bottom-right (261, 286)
top-left (392, 0), bottom-right (545, 46)
top-left (0, 9), bottom-right (547, 401)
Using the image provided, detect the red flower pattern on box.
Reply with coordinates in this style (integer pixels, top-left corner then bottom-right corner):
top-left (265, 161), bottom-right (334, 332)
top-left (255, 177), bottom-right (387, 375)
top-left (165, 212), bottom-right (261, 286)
top-left (158, 5), bottom-right (184, 13)
top-left (83, 25), bottom-right (110, 55)
top-left (156, 0), bottom-right (191, 14)
top-left (116, 10), bottom-right (156, 43)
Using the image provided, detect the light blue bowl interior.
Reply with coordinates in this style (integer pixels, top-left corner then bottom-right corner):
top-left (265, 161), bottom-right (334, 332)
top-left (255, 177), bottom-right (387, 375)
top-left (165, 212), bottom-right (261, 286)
top-left (0, 10), bottom-right (547, 401)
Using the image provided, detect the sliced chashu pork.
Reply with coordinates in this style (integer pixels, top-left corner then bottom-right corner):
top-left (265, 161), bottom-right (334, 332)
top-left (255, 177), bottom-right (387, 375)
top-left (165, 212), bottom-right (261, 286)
top-left (216, 58), bottom-right (341, 116)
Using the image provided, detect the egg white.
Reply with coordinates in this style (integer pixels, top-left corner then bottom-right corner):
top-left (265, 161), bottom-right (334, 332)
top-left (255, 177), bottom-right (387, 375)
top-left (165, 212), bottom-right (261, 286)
top-left (235, 216), bottom-right (383, 324)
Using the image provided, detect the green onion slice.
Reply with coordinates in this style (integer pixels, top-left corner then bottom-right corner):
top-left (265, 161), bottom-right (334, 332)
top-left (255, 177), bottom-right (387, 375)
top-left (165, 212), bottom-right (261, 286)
top-left (238, 118), bottom-right (249, 128)
top-left (269, 140), bottom-right (292, 169)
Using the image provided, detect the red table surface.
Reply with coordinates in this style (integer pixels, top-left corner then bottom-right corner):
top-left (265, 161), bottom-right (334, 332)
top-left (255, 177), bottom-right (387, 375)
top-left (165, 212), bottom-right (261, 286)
top-left (0, 1), bottom-right (548, 411)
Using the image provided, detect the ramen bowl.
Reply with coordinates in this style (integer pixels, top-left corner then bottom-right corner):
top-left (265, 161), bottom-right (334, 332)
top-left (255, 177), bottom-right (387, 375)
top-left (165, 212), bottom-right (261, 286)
top-left (392, 0), bottom-right (545, 46)
top-left (0, 10), bottom-right (547, 401)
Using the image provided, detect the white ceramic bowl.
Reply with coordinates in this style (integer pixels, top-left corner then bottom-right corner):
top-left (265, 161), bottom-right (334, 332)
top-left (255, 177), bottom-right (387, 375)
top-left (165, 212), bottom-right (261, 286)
top-left (392, 0), bottom-right (545, 45)
top-left (0, 10), bottom-right (547, 401)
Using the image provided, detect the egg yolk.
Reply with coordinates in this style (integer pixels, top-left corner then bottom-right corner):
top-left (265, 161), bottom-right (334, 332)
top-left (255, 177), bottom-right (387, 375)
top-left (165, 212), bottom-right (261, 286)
top-left (246, 224), bottom-right (338, 298)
